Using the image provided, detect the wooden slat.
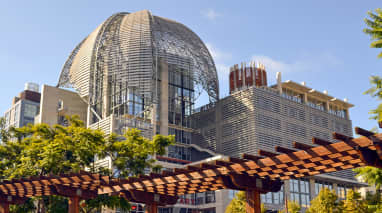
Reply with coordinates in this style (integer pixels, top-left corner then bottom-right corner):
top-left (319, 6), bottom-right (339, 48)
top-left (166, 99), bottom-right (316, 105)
top-left (242, 154), bottom-right (263, 162)
top-left (293, 141), bottom-right (314, 150)
top-left (275, 146), bottom-right (296, 154)
top-left (333, 132), bottom-right (353, 142)
top-left (312, 137), bottom-right (332, 146)
top-left (355, 127), bottom-right (375, 137)
top-left (258, 149), bottom-right (278, 157)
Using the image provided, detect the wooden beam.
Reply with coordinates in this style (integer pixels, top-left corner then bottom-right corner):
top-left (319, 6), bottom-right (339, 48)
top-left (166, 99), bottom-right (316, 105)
top-left (275, 146), bottom-right (296, 154)
top-left (145, 203), bottom-right (158, 213)
top-left (68, 197), bottom-right (79, 213)
top-left (229, 157), bottom-right (248, 164)
top-left (312, 137), bottom-right (332, 146)
top-left (0, 203), bottom-right (9, 213)
top-left (333, 132), bottom-right (353, 142)
top-left (355, 127), bottom-right (375, 138)
top-left (293, 141), bottom-right (314, 150)
top-left (246, 190), bottom-right (261, 213)
top-left (258, 149), bottom-right (277, 157)
top-left (242, 154), bottom-right (263, 162)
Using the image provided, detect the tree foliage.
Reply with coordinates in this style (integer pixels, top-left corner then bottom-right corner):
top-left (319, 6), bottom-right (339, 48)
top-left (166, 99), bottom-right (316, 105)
top-left (0, 115), bottom-right (174, 212)
top-left (364, 76), bottom-right (382, 123)
top-left (354, 166), bottom-right (382, 189)
top-left (224, 191), bottom-right (267, 213)
top-left (343, 190), bottom-right (368, 213)
top-left (287, 201), bottom-right (301, 213)
top-left (365, 191), bottom-right (382, 212)
top-left (306, 188), bottom-right (342, 213)
top-left (364, 9), bottom-right (382, 58)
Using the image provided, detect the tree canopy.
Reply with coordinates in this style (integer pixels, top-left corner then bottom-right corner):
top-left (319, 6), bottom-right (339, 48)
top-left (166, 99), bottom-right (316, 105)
top-left (0, 115), bottom-right (174, 212)
top-left (364, 9), bottom-right (382, 58)
top-left (224, 191), bottom-right (267, 213)
top-left (306, 188), bottom-right (342, 213)
top-left (342, 190), bottom-right (368, 213)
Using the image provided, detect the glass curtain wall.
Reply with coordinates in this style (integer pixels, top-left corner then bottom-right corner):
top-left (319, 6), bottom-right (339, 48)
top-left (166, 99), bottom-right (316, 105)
top-left (167, 63), bottom-right (194, 161)
top-left (290, 179), bottom-right (310, 207)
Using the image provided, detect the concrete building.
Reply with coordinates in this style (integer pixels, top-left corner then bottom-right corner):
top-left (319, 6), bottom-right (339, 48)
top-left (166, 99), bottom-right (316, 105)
top-left (190, 63), bottom-right (363, 211)
top-left (36, 85), bottom-right (87, 126)
top-left (3, 83), bottom-right (41, 130)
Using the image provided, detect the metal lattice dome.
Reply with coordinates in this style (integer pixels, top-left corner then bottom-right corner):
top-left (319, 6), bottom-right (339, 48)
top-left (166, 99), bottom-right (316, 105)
top-left (57, 10), bottom-right (219, 106)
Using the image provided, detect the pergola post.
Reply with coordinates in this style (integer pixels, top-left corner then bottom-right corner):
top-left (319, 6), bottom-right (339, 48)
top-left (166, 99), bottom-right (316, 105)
top-left (145, 203), bottom-right (158, 213)
top-left (246, 189), bottom-right (261, 213)
top-left (0, 203), bottom-right (9, 213)
top-left (68, 197), bottom-right (80, 213)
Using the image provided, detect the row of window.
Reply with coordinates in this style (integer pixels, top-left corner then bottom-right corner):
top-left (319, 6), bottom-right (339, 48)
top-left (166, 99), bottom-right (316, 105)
top-left (167, 145), bottom-right (191, 161)
top-left (168, 128), bottom-right (191, 144)
top-left (261, 179), bottom-right (353, 207)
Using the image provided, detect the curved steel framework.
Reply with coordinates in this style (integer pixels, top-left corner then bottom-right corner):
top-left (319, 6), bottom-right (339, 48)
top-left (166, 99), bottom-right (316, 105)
top-left (57, 10), bottom-right (219, 119)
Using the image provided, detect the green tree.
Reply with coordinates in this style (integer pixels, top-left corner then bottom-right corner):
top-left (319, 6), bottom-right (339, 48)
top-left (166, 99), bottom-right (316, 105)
top-left (354, 166), bottom-right (382, 189)
top-left (343, 190), bottom-right (368, 213)
top-left (224, 191), bottom-right (267, 213)
top-left (365, 191), bottom-right (382, 212)
top-left (278, 201), bottom-right (301, 213)
top-left (364, 76), bottom-right (382, 124)
top-left (306, 188), bottom-right (342, 213)
top-left (364, 9), bottom-right (382, 58)
top-left (354, 75), bottom-right (382, 192)
top-left (0, 115), bottom-right (174, 212)
top-left (287, 201), bottom-right (301, 213)
top-left (0, 117), bottom-right (10, 143)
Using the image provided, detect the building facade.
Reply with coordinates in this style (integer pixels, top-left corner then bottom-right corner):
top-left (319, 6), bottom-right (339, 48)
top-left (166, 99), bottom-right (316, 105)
top-left (3, 83), bottom-right (41, 131)
top-left (190, 66), bottom-right (362, 211)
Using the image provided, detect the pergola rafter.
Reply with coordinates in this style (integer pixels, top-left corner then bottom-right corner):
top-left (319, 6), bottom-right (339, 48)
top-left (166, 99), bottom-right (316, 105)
top-left (0, 127), bottom-right (381, 213)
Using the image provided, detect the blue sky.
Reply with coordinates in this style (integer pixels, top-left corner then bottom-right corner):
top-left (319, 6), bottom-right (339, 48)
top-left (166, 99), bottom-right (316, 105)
top-left (0, 0), bottom-right (381, 131)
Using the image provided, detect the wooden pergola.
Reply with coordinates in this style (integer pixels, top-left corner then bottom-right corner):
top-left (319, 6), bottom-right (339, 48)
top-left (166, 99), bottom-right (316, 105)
top-left (0, 126), bottom-right (381, 213)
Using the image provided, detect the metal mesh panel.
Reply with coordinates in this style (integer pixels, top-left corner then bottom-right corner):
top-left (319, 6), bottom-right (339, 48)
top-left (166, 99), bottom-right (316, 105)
top-left (57, 10), bottom-right (219, 119)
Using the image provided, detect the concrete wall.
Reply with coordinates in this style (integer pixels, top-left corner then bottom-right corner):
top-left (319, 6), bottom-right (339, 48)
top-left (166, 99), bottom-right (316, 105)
top-left (38, 85), bottom-right (87, 126)
top-left (192, 86), bottom-right (354, 180)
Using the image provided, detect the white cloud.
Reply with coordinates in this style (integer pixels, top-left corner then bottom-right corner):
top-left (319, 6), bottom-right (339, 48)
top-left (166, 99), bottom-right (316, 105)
top-left (251, 52), bottom-right (343, 80)
top-left (202, 9), bottom-right (221, 21)
top-left (205, 42), bottom-right (343, 98)
top-left (206, 43), bottom-right (232, 62)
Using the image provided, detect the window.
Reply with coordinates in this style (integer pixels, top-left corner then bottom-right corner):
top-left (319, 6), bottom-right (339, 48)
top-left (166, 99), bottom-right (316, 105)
top-left (167, 145), bottom-right (191, 161)
top-left (315, 180), bottom-right (333, 195)
top-left (228, 190), bottom-right (238, 200)
top-left (337, 185), bottom-right (352, 199)
top-left (24, 104), bottom-right (38, 118)
top-left (290, 179), bottom-right (310, 207)
top-left (58, 99), bottom-right (63, 110)
top-left (205, 191), bottom-right (215, 203)
top-left (282, 88), bottom-right (303, 103)
top-left (261, 186), bottom-right (284, 205)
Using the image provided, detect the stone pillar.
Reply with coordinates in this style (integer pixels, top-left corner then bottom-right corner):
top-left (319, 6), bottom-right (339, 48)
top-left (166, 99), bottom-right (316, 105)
top-left (325, 101), bottom-right (330, 112)
top-left (304, 93), bottom-right (308, 104)
top-left (333, 183), bottom-right (338, 194)
top-left (309, 178), bottom-right (316, 200)
top-left (345, 109), bottom-right (350, 120)
top-left (285, 180), bottom-right (291, 201)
